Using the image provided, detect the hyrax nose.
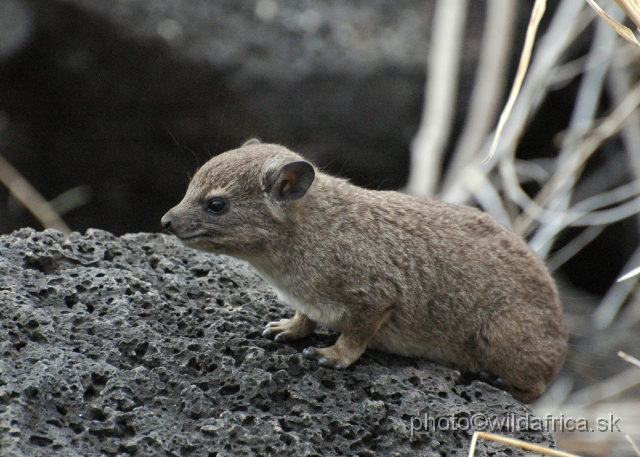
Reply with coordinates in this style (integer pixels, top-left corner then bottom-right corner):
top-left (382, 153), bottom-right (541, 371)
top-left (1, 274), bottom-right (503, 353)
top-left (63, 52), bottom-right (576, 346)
top-left (161, 213), bottom-right (173, 230)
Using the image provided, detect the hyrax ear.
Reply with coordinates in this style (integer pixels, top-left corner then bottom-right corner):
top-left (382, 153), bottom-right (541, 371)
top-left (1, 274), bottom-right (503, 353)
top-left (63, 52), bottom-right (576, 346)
top-left (267, 161), bottom-right (315, 201)
top-left (242, 138), bottom-right (261, 147)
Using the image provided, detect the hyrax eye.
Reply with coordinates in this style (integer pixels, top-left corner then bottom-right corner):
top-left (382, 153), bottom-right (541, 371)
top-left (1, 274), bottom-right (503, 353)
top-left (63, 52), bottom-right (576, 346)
top-left (207, 198), bottom-right (229, 214)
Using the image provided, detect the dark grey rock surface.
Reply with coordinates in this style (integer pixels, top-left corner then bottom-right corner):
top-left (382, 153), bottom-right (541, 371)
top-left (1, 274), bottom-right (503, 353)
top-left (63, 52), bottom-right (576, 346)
top-left (0, 229), bottom-right (557, 456)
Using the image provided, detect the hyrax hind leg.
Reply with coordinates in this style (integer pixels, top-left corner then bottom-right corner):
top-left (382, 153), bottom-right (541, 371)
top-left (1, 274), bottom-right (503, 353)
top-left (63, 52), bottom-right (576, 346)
top-left (262, 311), bottom-right (316, 342)
top-left (303, 308), bottom-right (394, 369)
top-left (477, 311), bottom-right (565, 404)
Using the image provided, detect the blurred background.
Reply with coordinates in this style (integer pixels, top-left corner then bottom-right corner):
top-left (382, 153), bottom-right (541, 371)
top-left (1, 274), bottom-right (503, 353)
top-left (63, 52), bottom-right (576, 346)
top-left (1, 0), bottom-right (639, 455)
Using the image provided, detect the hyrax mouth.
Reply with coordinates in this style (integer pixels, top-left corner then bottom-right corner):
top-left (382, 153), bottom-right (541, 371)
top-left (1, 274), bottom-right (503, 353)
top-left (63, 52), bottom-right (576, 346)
top-left (176, 233), bottom-right (207, 242)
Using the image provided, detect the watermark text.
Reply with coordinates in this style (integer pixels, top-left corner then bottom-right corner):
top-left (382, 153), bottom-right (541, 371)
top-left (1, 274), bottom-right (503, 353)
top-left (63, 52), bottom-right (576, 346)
top-left (409, 413), bottom-right (621, 437)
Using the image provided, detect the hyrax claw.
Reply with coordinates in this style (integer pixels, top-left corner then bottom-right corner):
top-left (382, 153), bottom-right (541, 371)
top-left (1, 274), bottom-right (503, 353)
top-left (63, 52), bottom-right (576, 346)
top-left (303, 347), bottom-right (345, 369)
top-left (262, 312), bottom-right (316, 342)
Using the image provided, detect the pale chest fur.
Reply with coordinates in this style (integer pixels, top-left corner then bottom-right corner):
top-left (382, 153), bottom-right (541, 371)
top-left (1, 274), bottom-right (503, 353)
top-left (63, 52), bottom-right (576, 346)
top-left (252, 266), bottom-right (347, 329)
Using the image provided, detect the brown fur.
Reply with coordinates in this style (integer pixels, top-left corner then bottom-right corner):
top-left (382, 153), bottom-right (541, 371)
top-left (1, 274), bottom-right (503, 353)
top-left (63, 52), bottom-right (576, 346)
top-left (161, 141), bottom-right (567, 403)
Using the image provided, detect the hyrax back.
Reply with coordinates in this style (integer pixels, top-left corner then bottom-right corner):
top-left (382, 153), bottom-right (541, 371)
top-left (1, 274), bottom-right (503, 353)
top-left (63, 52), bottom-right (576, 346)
top-left (162, 141), bottom-right (567, 403)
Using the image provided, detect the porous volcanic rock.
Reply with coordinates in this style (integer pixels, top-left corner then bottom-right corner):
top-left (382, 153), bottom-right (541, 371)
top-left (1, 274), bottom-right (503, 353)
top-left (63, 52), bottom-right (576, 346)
top-left (0, 229), bottom-right (557, 456)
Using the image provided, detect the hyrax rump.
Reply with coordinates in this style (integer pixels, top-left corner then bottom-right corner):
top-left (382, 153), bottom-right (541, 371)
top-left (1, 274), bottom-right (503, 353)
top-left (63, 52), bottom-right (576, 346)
top-left (161, 140), bottom-right (567, 403)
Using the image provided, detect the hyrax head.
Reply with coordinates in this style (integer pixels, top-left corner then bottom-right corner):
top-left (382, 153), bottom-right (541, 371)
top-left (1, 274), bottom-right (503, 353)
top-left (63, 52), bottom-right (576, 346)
top-left (161, 141), bottom-right (315, 258)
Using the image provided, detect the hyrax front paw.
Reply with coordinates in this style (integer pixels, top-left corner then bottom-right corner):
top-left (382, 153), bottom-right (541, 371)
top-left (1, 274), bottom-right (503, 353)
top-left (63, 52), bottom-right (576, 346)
top-left (262, 312), bottom-right (316, 342)
top-left (262, 319), bottom-right (298, 342)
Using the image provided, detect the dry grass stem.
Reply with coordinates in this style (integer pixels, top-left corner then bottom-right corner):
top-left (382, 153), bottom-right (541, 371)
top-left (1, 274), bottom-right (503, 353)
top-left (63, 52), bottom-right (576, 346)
top-left (443, 0), bottom-right (515, 190)
top-left (546, 225), bottom-right (604, 271)
top-left (468, 431), bottom-right (582, 457)
top-left (617, 286), bottom-right (640, 328)
top-left (609, 55), bottom-right (640, 208)
top-left (615, 0), bottom-right (640, 28)
top-left (617, 264), bottom-right (640, 282)
top-left (524, 6), bottom-right (621, 256)
top-left (618, 350), bottom-right (640, 367)
top-left (564, 366), bottom-right (640, 406)
top-left (548, 55), bottom-right (589, 87)
top-left (442, 0), bottom-right (588, 205)
top-left (464, 167), bottom-right (512, 228)
top-left (50, 185), bottom-right (91, 216)
top-left (513, 78), bottom-right (640, 236)
top-left (627, 434), bottom-right (640, 457)
top-left (484, 0), bottom-right (546, 163)
top-left (593, 245), bottom-right (640, 328)
top-left (609, 52), bottom-right (640, 286)
top-left (587, 0), bottom-right (640, 47)
top-left (406, 0), bottom-right (468, 197)
top-left (0, 155), bottom-right (71, 233)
